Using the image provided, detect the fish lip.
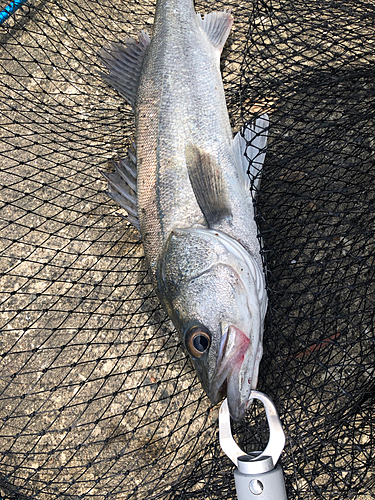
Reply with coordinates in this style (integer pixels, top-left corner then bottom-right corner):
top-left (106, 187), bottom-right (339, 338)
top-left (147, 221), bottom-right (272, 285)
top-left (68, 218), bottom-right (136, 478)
top-left (209, 325), bottom-right (251, 419)
top-left (214, 379), bottom-right (227, 404)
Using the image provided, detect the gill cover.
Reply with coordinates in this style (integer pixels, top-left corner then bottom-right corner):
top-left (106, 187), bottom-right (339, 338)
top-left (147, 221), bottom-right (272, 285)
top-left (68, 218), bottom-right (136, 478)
top-left (157, 227), bottom-right (267, 419)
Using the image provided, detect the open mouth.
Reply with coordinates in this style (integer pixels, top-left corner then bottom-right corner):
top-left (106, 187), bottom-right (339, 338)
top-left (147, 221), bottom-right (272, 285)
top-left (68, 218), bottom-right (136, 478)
top-left (210, 325), bottom-right (250, 409)
top-left (216, 379), bottom-right (227, 402)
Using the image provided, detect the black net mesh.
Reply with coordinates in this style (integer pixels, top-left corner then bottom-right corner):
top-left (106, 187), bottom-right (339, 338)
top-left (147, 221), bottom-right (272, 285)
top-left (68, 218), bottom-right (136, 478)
top-left (0, 0), bottom-right (374, 499)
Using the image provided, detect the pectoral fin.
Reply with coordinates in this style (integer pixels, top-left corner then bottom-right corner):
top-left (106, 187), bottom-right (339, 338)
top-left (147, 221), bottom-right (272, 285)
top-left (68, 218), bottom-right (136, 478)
top-left (233, 114), bottom-right (269, 195)
top-left (185, 144), bottom-right (232, 227)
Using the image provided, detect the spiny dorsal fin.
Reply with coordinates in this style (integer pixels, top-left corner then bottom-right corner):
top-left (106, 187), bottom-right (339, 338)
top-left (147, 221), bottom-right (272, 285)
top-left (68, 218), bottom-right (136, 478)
top-left (185, 144), bottom-right (232, 227)
top-left (99, 30), bottom-right (150, 109)
top-left (100, 144), bottom-right (140, 231)
top-left (196, 10), bottom-right (233, 52)
top-left (233, 114), bottom-right (269, 195)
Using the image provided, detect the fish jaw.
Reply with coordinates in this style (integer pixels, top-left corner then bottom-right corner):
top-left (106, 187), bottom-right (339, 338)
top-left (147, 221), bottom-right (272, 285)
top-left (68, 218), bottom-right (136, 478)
top-left (157, 227), bottom-right (267, 421)
top-left (209, 325), bottom-right (255, 422)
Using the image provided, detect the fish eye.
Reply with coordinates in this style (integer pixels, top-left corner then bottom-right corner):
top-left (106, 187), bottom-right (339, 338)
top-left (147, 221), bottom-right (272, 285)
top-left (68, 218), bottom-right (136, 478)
top-left (185, 325), bottom-right (211, 358)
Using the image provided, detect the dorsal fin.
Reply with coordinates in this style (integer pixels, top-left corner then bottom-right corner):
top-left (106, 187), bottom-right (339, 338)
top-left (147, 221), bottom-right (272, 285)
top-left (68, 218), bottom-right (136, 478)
top-left (100, 143), bottom-right (140, 231)
top-left (185, 144), bottom-right (232, 227)
top-left (233, 114), bottom-right (269, 195)
top-left (196, 10), bottom-right (233, 52)
top-left (99, 30), bottom-right (150, 109)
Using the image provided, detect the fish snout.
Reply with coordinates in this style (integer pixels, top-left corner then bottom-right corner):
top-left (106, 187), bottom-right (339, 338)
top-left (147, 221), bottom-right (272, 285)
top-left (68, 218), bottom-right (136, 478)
top-left (209, 325), bottom-right (252, 421)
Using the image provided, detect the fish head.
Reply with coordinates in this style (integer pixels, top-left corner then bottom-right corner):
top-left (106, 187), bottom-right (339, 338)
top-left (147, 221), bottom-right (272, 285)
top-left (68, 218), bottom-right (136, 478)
top-left (157, 228), bottom-right (267, 421)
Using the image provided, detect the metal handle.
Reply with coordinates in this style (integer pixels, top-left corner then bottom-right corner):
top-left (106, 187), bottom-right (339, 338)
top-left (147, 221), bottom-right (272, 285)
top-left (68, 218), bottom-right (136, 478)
top-left (219, 391), bottom-right (288, 499)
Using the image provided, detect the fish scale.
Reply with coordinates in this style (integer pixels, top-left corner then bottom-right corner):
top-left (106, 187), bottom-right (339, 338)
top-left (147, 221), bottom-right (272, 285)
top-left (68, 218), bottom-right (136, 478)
top-left (99, 0), bottom-right (269, 421)
top-left (137, 0), bottom-right (236, 272)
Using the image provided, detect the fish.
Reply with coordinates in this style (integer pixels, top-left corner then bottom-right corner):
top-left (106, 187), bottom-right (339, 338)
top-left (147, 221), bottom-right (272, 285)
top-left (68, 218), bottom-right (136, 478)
top-left (99, 0), bottom-right (269, 421)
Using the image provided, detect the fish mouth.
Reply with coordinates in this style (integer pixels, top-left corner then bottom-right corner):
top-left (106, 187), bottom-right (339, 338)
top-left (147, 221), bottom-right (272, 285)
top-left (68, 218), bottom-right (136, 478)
top-left (210, 325), bottom-right (252, 421)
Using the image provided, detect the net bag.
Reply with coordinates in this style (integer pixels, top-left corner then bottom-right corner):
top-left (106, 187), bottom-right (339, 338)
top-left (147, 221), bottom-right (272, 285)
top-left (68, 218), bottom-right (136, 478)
top-left (0, 0), bottom-right (374, 498)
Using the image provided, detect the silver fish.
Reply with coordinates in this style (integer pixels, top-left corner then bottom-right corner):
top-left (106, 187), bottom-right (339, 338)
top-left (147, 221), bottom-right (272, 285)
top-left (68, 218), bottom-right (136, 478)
top-left (99, 0), bottom-right (268, 421)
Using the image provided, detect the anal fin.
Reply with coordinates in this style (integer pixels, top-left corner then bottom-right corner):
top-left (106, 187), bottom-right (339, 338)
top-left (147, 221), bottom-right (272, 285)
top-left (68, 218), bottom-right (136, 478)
top-left (99, 30), bottom-right (150, 109)
top-left (101, 144), bottom-right (140, 231)
top-left (197, 10), bottom-right (233, 52)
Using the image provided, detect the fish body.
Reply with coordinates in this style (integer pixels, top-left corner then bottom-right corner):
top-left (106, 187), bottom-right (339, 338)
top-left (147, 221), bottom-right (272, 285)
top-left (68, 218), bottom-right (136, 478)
top-left (100, 0), bottom-right (268, 421)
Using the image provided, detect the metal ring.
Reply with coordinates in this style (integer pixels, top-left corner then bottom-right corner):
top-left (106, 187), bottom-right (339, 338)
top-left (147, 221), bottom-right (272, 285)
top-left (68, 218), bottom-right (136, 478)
top-left (219, 391), bottom-right (285, 474)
